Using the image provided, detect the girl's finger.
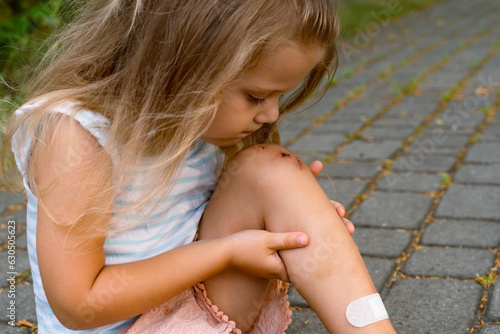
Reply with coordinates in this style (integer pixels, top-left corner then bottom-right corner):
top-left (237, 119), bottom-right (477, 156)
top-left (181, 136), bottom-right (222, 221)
top-left (343, 218), bottom-right (355, 235)
top-left (268, 232), bottom-right (309, 251)
top-left (307, 160), bottom-right (323, 177)
top-left (330, 200), bottom-right (346, 218)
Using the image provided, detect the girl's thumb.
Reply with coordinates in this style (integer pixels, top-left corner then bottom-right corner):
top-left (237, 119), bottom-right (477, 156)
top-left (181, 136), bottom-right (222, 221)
top-left (271, 232), bottom-right (309, 250)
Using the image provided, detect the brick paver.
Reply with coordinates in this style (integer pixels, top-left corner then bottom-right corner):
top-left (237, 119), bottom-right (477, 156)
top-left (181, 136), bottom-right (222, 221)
top-left (1, 0), bottom-right (499, 333)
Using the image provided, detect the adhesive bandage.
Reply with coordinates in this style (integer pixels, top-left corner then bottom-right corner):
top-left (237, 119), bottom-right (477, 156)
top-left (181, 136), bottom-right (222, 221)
top-left (346, 293), bottom-right (389, 327)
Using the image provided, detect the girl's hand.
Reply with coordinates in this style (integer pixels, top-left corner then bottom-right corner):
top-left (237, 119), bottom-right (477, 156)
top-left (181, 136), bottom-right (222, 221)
top-left (308, 160), bottom-right (355, 235)
top-left (225, 230), bottom-right (309, 282)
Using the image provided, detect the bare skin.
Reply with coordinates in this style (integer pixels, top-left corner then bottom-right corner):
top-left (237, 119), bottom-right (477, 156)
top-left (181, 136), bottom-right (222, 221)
top-left (198, 144), bottom-right (396, 333)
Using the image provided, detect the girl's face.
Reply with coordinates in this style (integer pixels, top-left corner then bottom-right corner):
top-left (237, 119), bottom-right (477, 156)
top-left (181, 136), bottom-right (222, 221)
top-left (201, 43), bottom-right (324, 147)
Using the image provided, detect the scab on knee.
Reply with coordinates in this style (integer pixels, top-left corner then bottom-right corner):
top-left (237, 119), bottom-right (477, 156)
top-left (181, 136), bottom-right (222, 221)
top-left (277, 151), bottom-right (304, 170)
top-left (231, 144), bottom-right (308, 178)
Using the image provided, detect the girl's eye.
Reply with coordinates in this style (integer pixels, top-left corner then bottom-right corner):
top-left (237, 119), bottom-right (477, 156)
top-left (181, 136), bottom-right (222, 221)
top-left (248, 95), bottom-right (266, 105)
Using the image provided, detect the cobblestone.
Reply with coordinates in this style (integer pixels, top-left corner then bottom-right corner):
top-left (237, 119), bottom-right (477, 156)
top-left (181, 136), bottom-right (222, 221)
top-left (436, 185), bottom-right (500, 220)
top-left (385, 279), bottom-right (482, 334)
top-left (353, 228), bottom-right (412, 258)
top-left (376, 173), bottom-right (442, 192)
top-left (350, 192), bottom-right (433, 228)
top-left (402, 247), bottom-right (495, 279)
top-left (465, 143), bottom-right (500, 163)
top-left (421, 220), bottom-right (500, 248)
top-left (454, 165), bottom-right (500, 185)
top-left (336, 140), bottom-right (401, 160)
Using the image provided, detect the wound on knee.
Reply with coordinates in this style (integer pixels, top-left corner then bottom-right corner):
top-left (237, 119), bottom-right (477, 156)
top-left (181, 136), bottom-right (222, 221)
top-left (277, 151), bottom-right (304, 170)
top-left (346, 293), bottom-right (389, 327)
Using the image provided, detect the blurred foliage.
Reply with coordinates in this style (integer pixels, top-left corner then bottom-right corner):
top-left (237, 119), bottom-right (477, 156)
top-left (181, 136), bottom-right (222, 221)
top-left (336, 0), bottom-right (446, 38)
top-left (0, 0), bottom-right (64, 111)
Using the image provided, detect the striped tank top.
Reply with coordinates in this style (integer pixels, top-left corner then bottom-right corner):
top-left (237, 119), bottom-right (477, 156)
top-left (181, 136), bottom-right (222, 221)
top-left (12, 100), bottom-right (222, 333)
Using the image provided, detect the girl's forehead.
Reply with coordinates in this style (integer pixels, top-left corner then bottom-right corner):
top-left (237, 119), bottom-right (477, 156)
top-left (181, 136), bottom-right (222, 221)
top-left (239, 44), bottom-right (324, 92)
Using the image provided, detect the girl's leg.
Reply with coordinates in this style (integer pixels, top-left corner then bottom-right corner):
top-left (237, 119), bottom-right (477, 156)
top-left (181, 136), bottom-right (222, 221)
top-left (198, 144), bottom-right (395, 333)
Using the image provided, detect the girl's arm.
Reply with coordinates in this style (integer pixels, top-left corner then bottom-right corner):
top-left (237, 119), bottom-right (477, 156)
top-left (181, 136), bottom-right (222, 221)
top-left (34, 117), bottom-right (307, 330)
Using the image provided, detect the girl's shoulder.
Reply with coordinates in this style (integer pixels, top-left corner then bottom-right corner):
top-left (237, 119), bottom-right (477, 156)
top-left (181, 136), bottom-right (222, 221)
top-left (12, 95), bottom-right (111, 175)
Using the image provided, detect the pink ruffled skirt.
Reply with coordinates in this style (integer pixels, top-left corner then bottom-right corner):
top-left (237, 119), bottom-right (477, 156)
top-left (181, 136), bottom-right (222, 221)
top-left (119, 279), bottom-right (292, 334)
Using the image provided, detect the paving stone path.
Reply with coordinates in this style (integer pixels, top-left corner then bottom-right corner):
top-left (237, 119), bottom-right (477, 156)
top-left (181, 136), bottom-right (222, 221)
top-left (1, 0), bottom-right (499, 333)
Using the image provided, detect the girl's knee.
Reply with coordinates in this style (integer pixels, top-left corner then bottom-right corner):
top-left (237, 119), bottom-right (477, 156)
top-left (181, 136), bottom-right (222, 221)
top-left (218, 144), bottom-right (311, 191)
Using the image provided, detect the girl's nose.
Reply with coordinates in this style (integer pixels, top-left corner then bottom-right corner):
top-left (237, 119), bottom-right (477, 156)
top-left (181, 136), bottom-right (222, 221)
top-left (255, 103), bottom-right (279, 124)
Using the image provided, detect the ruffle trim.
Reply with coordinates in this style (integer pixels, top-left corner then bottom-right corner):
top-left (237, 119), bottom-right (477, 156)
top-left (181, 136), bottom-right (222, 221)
top-left (194, 283), bottom-right (242, 334)
top-left (276, 281), bottom-right (293, 333)
top-left (194, 280), bottom-right (292, 334)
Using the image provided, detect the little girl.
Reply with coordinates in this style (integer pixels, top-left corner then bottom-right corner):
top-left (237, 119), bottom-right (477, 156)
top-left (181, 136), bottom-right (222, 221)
top-left (2, 0), bottom-right (397, 333)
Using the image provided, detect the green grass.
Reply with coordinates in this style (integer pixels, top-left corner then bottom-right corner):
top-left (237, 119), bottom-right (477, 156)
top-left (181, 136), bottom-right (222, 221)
top-left (336, 0), bottom-right (447, 38)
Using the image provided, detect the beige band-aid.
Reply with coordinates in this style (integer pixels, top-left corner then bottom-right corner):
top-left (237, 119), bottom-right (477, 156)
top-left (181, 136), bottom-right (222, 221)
top-left (346, 293), bottom-right (389, 327)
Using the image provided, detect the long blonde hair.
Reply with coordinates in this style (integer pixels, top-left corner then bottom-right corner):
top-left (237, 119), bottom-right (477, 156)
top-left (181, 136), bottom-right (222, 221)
top-left (1, 0), bottom-right (339, 230)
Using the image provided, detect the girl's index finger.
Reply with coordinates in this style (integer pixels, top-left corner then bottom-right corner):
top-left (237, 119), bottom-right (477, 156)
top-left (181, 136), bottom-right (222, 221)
top-left (330, 200), bottom-right (346, 218)
top-left (307, 160), bottom-right (323, 177)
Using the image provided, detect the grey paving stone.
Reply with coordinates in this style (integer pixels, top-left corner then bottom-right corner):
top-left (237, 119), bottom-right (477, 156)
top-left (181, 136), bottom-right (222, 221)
top-left (1, 209), bottom-right (28, 226)
top-left (385, 101), bottom-right (438, 117)
top-left (318, 179), bottom-right (369, 210)
top-left (403, 247), bottom-right (495, 278)
top-left (333, 107), bottom-right (380, 119)
top-left (0, 251), bottom-right (31, 288)
top-left (1, 209), bottom-right (27, 244)
top-left (347, 98), bottom-right (388, 110)
top-left (405, 145), bottom-right (462, 156)
top-left (455, 165), bottom-right (500, 185)
top-left (350, 193), bottom-right (432, 228)
top-left (363, 257), bottom-right (395, 292)
top-left (281, 128), bottom-right (304, 145)
top-left (302, 91), bottom-right (344, 117)
top-left (483, 125), bottom-right (500, 135)
top-left (424, 125), bottom-right (475, 135)
top-left (377, 173), bottom-right (442, 192)
top-left (422, 220), bottom-right (500, 248)
top-left (433, 112), bottom-right (486, 128)
top-left (0, 323), bottom-right (36, 334)
top-left (0, 284), bottom-right (37, 322)
top-left (313, 121), bottom-right (363, 135)
top-left (288, 285), bottom-right (308, 308)
top-left (353, 228), bottom-right (412, 257)
top-left (323, 161), bottom-right (383, 179)
top-left (418, 132), bottom-right (471, 148)
top-left (465, 143), bottom-right (500, 163)
top-left (278, 118), bottom-right (315, 130)
top-left (385, 279), bottom-right (482, 334)
top-left (371, 117), bottom-right (424, 128)
top-left (337, 140), bottom-right (401, 160)
top-left (479, 326), bottom-right (500, 334)
top-left (288, 134), bottom-right (345, 153)
top-left (362, 127), bottom-right (415, 140)
top-left (479, 137), bottom-right (500, 144)
top-left (486, 279), bottom-right (500, 322)
top-left (15, 233), bottom-right (28, 250)
top-left (392, 154), bottom-right (456, 173)
top-left (288, 310), bottom-right (327, 334)
top-left (436, 185), bottom-right (500, 220)
top-left (0, 192), bottom-right (25, 215)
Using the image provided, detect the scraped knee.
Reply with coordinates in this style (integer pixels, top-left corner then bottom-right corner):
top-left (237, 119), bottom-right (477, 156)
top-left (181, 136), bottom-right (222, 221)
top-left (214, 144), bottom-right (310, 195)
top-left (237, 144), bottom-right (307, 172)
